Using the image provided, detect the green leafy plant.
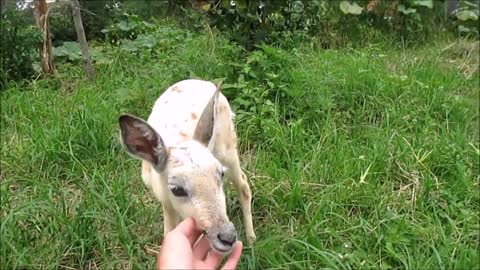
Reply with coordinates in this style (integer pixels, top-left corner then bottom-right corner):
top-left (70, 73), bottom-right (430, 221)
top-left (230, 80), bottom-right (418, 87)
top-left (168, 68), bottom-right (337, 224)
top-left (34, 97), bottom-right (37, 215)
top-left (186, 0), bottom-right (457, 50)
top-left (53, 41), bottom-right (109, 64)
top-left (48, 4), bottom-right (77, 46)
top-left (101, 13), bottom-right (158, 44)
top-left (0, 9), bottom-right (42, 90)
top-left (340, 1), bottom-right (363, 15)
top-left (219, 44), bottom-right (307, 142)
top-left (454, 0), bottom-right (479, 36)
top-left (53, 41), bottom-right (83, 61)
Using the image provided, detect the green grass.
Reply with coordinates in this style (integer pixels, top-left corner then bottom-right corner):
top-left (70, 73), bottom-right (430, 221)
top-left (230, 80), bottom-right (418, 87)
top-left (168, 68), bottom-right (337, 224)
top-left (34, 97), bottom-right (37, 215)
top-left (1, 24), bottom-right (479, 269)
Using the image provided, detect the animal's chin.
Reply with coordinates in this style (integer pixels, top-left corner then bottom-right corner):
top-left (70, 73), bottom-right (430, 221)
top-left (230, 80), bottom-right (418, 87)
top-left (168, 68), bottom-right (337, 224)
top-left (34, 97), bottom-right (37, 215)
top-left (211, 243), bottom-right (233, 255)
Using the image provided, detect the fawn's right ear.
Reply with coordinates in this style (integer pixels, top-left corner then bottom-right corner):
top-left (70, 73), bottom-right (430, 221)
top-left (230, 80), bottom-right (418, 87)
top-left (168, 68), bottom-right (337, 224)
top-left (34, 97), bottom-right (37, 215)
top-left (119, 114), bottom-right (168, 171)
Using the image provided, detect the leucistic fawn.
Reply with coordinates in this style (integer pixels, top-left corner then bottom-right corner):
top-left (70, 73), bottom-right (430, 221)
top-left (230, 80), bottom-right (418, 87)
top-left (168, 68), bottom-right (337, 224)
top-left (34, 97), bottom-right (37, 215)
top-left (119, 79), bottom-right (256, 253)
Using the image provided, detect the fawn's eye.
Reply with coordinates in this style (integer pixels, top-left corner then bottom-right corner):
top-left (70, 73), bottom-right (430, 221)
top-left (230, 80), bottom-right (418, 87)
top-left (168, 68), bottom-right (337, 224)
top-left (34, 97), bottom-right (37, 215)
top-left (170, 186), bottom-right (188, 197)
top-left (219, 167), bottom-right (226, 179)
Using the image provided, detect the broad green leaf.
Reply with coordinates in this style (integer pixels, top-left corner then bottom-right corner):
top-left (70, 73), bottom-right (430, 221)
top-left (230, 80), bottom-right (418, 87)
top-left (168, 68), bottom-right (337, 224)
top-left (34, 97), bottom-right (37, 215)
top-left (201, 4), bottom-right (211, 11)
top-left (413, 0), bottom-right (433, 8)
top-left (116, 21), bottom-right (135, 31)
top-left (464, 1), bottom-right (478, 8)
top-left (340, 1), bottom-right (363, 15)
top-left (398, 4), bottom-right (417, 15)
top-left (458, 25), bottom-right (472, 32)
top-left (456, 10), bottom-right (478, 21)
top-left (117, 21), bottom-right (129, 31)
top-left (53, 42), bottom-right (82, 61)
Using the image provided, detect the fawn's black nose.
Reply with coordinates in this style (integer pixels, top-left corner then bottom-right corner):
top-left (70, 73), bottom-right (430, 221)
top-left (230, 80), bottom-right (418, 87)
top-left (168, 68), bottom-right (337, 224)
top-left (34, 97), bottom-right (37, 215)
top-left (217, 222), bottom-right (237, 247)
top-left (218, 231), bottom-right (237, 246)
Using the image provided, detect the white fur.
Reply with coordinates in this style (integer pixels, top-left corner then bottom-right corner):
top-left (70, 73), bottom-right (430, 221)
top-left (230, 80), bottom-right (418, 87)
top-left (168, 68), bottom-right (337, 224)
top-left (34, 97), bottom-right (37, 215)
top-left (123, 79), bottom-right (256, 250)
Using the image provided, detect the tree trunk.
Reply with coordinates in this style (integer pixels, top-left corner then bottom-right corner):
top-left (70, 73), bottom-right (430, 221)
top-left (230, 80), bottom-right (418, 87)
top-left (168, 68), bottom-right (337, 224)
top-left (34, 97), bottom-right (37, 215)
top-left (35, 0), bottom-right (55, 75)
top-left (71, 0), bottom-right (95, 80)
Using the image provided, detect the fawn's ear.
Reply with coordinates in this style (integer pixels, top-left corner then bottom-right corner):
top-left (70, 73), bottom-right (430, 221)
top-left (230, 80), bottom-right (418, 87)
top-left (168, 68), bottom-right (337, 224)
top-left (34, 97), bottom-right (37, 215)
top-left (119, 114), bottom-right (168, 171)
top-left (193, 85), bottom-right (220, 146)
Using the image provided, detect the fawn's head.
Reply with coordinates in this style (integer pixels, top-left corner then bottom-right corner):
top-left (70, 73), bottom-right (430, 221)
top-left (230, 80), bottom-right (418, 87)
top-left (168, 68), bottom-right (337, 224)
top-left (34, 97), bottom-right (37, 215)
top-left (118, 88), bottom-right (237, 253)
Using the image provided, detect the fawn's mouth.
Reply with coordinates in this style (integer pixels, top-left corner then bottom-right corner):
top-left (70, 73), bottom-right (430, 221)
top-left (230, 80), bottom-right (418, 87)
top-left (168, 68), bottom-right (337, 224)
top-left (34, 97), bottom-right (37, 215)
top-left (203, 231), bottom-right (235, 254)
top-left (212, 243), bottom-right (232, 253)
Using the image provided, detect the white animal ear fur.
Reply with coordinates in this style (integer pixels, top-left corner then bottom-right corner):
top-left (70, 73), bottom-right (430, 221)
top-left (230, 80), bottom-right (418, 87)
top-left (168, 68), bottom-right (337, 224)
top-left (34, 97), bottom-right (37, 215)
top-left (119, 114), bottom-right (168, 170)
top-left (193, 85), bottom-right (220, 146)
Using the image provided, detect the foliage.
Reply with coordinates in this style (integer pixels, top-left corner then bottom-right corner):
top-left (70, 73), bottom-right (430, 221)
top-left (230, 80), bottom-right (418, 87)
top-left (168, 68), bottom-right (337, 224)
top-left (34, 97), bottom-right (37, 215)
top-left (48, 0), bottom-right (190, 43)
top-left (53, 41), bottom-right (112, 66)
top-left (0, 9), bottom-right (42, 90)
top-left (220, 45), bottom-right (300, 141)
top-left (53, 41), bottom-right (83, 61)
top-left (339, 1), bottom-right (363, 15)
top-left (119, 0), bottom-right (189, 20)
top-left (453, 0), bottom-right (480, 36)
top-left (48, 3), bottom-right (78, 46)
top-left (184, 0), bottom-right (477, 49)
top-left (78, 0), bottom-right (120, 40)
top-left (101, 13), bottom-right (158, 43)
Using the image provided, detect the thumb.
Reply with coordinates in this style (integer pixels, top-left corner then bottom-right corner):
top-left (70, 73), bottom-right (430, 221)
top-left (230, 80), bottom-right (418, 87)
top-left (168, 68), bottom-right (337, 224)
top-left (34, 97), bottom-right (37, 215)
top-left (221, 241), bottom-right (243, 270)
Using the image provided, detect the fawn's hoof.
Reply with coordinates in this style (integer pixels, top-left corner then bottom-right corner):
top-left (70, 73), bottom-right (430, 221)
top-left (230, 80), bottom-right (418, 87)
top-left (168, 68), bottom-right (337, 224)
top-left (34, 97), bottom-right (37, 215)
top-left (246, 233), bottom-right (257, 245)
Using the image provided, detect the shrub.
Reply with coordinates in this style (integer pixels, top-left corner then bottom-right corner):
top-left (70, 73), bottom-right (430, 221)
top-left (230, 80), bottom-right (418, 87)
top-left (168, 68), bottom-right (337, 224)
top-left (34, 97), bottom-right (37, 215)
top-left (0, 9), bottom-right (42, 90)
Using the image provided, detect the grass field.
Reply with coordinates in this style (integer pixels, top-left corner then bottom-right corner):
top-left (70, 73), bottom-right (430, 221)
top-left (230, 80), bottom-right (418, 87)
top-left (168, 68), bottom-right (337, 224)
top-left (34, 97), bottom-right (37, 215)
top-left (1, 24), bottom-right (479, 269)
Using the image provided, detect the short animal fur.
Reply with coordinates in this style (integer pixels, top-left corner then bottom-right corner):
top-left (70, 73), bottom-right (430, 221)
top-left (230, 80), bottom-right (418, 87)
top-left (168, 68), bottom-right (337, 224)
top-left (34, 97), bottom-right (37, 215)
top-left (119, 79), bottom-right (256, 253)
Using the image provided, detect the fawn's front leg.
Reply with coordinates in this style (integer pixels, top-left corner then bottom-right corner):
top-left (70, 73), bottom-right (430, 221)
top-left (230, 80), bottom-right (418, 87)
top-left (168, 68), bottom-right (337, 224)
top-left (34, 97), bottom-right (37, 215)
top-left (225, 154), bottom-right (256, 245)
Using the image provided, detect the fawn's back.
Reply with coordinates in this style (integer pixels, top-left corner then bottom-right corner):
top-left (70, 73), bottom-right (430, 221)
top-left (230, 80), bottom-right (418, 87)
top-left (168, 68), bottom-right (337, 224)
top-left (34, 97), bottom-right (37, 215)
top-left (147, 79), bottom-right (236, 150)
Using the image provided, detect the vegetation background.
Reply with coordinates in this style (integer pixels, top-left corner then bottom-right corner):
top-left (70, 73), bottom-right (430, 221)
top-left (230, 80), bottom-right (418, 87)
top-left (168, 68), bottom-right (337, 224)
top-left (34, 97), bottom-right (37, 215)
top-left (1, 0), bottom-right (479, 269)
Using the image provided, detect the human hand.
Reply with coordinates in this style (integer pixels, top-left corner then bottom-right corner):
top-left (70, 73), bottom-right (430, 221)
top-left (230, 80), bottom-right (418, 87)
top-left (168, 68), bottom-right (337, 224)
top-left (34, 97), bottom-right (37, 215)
top-left (156, 217), bottom-right (243, 270)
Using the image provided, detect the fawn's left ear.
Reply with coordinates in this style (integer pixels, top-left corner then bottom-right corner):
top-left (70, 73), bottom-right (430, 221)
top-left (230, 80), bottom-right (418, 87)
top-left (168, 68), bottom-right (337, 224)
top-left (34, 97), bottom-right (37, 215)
top-left (193, 84), bottom-right (220, 147)
top-left (119, 114), bottom-right (169, 171)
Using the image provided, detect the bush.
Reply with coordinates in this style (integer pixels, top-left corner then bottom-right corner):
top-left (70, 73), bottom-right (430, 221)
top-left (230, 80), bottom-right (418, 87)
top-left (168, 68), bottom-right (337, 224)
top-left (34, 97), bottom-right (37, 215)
top-left (183, 0), bottom-right (477, 49)
top-left (0, 9), bottom-right (42, 90)
top-left (49, 4), bottom-right (77, 46)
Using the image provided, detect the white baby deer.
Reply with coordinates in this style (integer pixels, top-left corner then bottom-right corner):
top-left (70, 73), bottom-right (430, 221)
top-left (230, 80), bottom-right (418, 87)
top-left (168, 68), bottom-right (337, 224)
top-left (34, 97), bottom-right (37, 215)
top-left (119, 79), bottom-right (256, 254)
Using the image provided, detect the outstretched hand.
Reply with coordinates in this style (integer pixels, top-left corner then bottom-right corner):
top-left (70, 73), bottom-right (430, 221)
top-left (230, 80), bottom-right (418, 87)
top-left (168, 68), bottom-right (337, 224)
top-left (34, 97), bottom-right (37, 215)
top-left (156, 217), bottom-right (243, 270)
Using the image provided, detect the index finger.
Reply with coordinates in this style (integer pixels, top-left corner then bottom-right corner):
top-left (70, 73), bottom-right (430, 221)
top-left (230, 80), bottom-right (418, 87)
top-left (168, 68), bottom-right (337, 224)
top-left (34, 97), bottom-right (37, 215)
top-left (173, 217), bottom-right (202, 246)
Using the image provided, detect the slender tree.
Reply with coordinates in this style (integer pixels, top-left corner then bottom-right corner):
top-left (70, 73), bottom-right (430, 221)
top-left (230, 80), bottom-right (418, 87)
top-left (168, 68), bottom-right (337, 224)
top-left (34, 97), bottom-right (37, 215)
top-left (71, 0), bottom-right (94, 80)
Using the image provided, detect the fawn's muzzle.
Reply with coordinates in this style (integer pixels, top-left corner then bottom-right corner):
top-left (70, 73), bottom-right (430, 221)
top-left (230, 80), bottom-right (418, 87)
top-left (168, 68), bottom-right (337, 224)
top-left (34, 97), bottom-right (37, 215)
top-left (207, 221), bottom-right (238, 254)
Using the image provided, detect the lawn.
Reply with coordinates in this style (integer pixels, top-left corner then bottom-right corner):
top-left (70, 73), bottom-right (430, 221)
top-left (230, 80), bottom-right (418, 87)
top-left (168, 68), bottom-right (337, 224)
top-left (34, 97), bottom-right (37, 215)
top-left (1, 24), bottom-right (479, 269)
